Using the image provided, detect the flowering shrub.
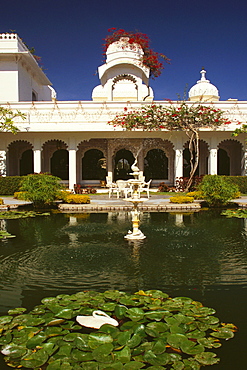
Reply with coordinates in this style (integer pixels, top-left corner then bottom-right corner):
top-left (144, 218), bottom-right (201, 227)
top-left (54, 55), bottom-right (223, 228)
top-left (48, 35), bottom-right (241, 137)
top-left (103, 28), bottom-right (170, 78)
top-left (63, 194), bottom-right (90, 204)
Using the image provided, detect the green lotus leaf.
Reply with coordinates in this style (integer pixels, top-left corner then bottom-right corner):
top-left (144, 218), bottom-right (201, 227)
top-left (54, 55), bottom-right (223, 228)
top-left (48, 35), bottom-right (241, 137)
top-left (52, 343), bottom-right (72, 359)
top-left (46, 318), bottom-right (66, 326)
top-left (0, 331), bottom-right (12, 345)
top-left (1, 343), bottom-right (27, 358)
top-left (119, 297), bottom-right (139, 306)
top-left (0, 316), bottom-right (13, 325)
top-left (114, 345), bottom-right (131, 363)
top-left (146, 322), bottom-right (169, 337)
top-left (20, 347), bottom-right (49, 368)
top-left (144, 311), bottom-right (167, 321)
top-left (120, 320), bottom-right (137, 331)
top-left (169, 324), bottom-right (186, 335)
top-left (74, 335), bottom-right (90, 351)
top-left (10, 314), bottom-right (45, 327)
top-left (41, 342), bottom-right (58, 356)
top-left (8, 307), bottom-right (27, 315)
top-left (44, 326), bottom-right (69, 337)
top-left (117, 331), bottom-right (131, 345)
top-left (30, 305), bottom-right (46, 315)
top-left (46, 359), bottom-right (64, 370)
top-left (187, 329), bottom-right (206, 339)
top-left (78, 361), bottom-right (101, 370)
top-left (167, 333), bottom-right (187, 348)
top-left (198, 315), bottom-right (219, 325)
top-left (92, 342), bottom-right (114, 362)
top-left (88, 333), bottom-right (113, 349)
top-left (41, 297), bottom-right (59, 305)
top-left (100, 302), bottom-right (116, 311)
top-left (183, 358), bottom-right (201, 369)
top-left (123, 361), bottom-right (145, 369)
top-left (194, 351), bottom-right (220, 365)
top-left (198, 337), bottom-right (221, 348)
top-left (99, 324), bottom-right (119, 337)
top-left (142, 290), bottom-right (168, 299)
top-left (72, 348), bottom-right (94, 361)
top-left (191, 306), bottom-right (216, 317)
top-left (172, 361), bottom-right (185, 370)
top-left (63, 332), bottom-right (82, 341)
top-left (180, 340), bottom-right (204, 355)
top-left (115, 305), bottom-right (128, 319)
top-left (144, 350), bottom-right (170, 366)
top-left (102, 361), bottom-right (123, 369)
top-left (26, 333), bottom-right (47, 348)
top-left (152, 339), bottom-right (166, 354)
top-left (126, 308), bottom-right (145, 321)
top-left (55, 308), bottom-right (74, 319)
top-left (132, 323), bottom-right (146, 336)
top-left (127, 333), bottom-right (142, 348)
top-left (210, 328), bottom-right (235, 339)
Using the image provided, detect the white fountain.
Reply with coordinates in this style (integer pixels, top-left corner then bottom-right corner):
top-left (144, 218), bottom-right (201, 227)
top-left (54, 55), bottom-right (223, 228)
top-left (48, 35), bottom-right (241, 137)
top-left (124, 157), bottom-right (148, 240)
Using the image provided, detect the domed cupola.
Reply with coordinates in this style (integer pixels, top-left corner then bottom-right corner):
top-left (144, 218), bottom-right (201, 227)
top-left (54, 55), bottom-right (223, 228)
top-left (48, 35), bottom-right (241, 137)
top-left (92, 37), bottom-right (153, 102)
top-left (188, 69), bottom-right (219, 102)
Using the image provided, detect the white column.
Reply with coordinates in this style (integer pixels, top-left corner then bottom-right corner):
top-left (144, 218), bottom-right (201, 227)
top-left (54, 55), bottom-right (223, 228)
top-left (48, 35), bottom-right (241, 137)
top-left (0, 150), bottom-right (7, 176)
top-left (33, 149), bottom-right (41, 173)
top-left (69, 149), bottom-right (77, 191)
top-left (107, 145), bottom-right (113, 182)
top-left (208, 148), bottom-right (218, 175)
top-left (175, 149), bottom-right (183, 181)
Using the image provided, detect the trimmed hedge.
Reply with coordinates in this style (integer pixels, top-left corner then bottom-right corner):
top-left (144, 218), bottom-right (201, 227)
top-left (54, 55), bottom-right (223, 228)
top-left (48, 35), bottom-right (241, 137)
top-left (63, 194), bottom-right (90, 204)
top-left (170, 195), bottom-right (194, 204)
top-left (222, 176), bottom-right (247, 193)
top-left (0, 176), bottom-right (23, 195)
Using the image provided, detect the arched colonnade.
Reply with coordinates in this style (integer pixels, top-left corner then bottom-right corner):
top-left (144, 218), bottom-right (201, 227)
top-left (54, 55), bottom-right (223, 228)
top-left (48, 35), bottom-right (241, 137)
top-left (3, 137), bottom-right (244, 190)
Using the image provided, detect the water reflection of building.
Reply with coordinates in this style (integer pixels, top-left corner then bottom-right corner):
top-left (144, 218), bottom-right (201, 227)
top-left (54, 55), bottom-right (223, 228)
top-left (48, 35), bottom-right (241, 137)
top-left (0, 33), bottom-right (245, 189)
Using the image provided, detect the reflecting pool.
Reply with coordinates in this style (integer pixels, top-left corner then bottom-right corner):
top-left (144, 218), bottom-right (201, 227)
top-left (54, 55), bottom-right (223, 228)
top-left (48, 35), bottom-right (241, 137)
top-left (0, 209), bottom-right (247, 369)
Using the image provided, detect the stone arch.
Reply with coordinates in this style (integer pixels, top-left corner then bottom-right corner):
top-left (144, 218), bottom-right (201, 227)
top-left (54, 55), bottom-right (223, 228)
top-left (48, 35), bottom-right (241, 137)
top-left (7, 140), bottom-right (33, 176)
top-left (82, 149), bottom-right (106, 181)
top-left (143, 139), bottom-right (175, 184)
top-left (42, 140), bottom-right (68, 175)
top-left (77, 139), bottom-right (107, 183)
top-left (218, 139), bottom-right (243, 176)
top-left (110, 139), bottom-right (142, 181)
top-left (112, 74), bottom-right (138, 101)
top-left (183, 139), bottom-right (209, 177)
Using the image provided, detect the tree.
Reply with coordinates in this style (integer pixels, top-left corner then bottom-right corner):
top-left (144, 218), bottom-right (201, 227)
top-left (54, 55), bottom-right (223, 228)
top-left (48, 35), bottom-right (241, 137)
top-left (0, 106), bottom-right (26, 133)
top-left (232, 124), bottom-right (247, 138)
top-left (109, 102), bottom-right (231, 191)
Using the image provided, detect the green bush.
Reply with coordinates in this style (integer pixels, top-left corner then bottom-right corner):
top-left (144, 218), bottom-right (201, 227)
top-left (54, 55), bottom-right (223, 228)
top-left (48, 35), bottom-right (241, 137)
top-left (222, 176), bottom-right (247, 193)
top-left (198, 175), bottom-right (239, 207)
top-left (170, 195), bottom-right (194, 203)
top-left (0, 176), bottom-right (23, 195)
top-left (20, 173), bottom-right (62, 207)
top-left (64, 194), bottom-right (90, 204)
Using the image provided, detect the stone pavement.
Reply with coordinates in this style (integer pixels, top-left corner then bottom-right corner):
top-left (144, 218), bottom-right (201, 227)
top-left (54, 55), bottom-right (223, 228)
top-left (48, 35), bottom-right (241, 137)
top-left (1, 193), bottom-right (247, 211)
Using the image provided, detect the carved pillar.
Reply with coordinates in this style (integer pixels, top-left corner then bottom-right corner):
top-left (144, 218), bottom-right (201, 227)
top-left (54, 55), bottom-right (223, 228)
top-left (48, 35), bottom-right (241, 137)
top-left (209, 148), bottom-right (218, 175)
top-left (107, 143), bottom-right (113, 182)
top-left (174, 149), bottom-right (183, 182)
top-left (33, 139), bottom-right (41, 173)
top-left (69, 138), bottom-right (77, 191)
top-left (0, 150), bottom-right (7, 176)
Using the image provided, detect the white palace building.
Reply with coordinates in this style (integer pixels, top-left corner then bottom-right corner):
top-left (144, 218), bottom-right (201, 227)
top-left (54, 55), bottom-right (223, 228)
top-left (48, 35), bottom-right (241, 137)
top-left (0, 33), bottom-right (246, 190)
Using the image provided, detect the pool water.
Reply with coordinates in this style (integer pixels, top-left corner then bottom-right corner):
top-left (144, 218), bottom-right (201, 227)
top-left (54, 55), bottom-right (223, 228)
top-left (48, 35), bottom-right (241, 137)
top-left (0, 209), bottom-right (246, 369)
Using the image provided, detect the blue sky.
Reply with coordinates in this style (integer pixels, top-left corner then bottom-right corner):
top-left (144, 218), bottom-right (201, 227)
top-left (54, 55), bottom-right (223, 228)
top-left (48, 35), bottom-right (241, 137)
top-left (2, 0), bottom-right (247, 101)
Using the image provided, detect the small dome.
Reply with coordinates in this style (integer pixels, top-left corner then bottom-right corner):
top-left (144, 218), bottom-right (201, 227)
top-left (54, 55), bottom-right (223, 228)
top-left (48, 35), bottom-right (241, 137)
top-left (188, 69), bottom-right (219, 101)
